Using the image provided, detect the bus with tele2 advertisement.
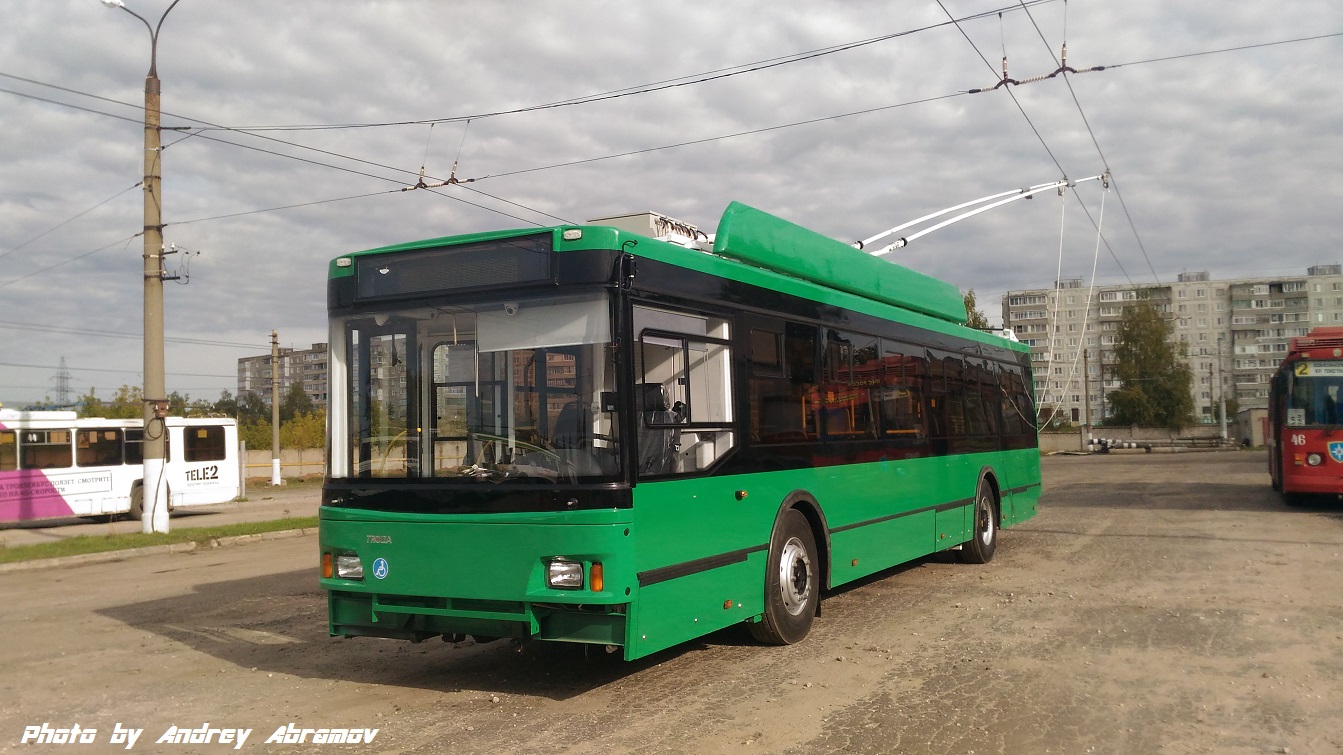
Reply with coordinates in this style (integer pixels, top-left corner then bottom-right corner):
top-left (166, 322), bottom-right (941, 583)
top-left (0, 409), bottom-right (239, 523)
top-left (318, 201), bottom-right (1041, 660)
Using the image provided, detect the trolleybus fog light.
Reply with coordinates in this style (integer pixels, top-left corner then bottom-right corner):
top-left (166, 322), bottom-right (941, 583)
top-left (1308, 453), bottom-right (1324, 466)
top-left (547, 559), bottom-right (584, 589)
top-left (335, 554), bottom-right (364, 580)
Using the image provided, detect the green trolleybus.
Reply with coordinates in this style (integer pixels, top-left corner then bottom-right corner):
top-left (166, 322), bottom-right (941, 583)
top-left (319, 202), bottom-right (1041, 660)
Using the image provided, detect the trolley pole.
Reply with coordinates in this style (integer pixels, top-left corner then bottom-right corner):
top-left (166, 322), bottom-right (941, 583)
top-left (103, 0), bottom-right (182, 534)
top-left (271, 330), bottom-right (282, 486)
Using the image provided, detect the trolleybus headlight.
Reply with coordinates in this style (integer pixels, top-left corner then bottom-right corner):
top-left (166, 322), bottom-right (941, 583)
top-left (1308, 453), bottom-right (1324, 466)
top-left (546, 558), bottom-right (584, 590)
top-left (335, 554), bottom-right (364, 580)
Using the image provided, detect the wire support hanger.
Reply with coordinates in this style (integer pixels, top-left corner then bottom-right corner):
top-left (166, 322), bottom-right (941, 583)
top-left (402, 119), bottom-right (475, 192)
top-left (968, 42), bottom-right (1105, 93)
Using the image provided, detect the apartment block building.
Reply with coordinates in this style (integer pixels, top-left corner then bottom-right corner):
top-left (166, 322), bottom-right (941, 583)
top-left (1001, 265), bottom-right (1343, 425)
top-left (237, 342), bottom-right (329, 409)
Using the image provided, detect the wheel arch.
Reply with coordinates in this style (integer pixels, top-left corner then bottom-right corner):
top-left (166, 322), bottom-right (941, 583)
top-left (769, 489), bottom-right (833, 591)
top-left (976, 465), bottom-right (1002, 524)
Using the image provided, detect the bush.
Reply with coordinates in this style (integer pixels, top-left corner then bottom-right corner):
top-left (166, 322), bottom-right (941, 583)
top-left (240, 410), bottom-right (326, 450)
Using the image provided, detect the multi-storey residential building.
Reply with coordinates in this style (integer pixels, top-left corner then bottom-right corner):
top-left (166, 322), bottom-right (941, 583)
top-left (237, 342), bottom-right (329, 409)
top-left (1001, 265), bottom-right (1343, 426)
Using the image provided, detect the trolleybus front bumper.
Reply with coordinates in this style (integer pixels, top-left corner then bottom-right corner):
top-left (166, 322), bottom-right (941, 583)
top-left (319, 506), bottom-right (636, 649)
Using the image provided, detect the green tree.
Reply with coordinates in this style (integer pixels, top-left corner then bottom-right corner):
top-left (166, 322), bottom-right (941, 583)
top-left (281, 410), bottom-right (326, 449)
top-left (1107, 302), bottom-right (1195, 429)
top-left (212, 389), bottom-right (239, 417)
top-left (167, 391), bottom-right (190, 416)
top-left (239, 410), bottom-right (326, 450)
top-left (240, 419), bottom-right (272, 450)
top-left (237, 391), bottom-right (269, 423)
top-left (280, 382), bottom-right (314, 423)
top-left (78, 385), bottom-right (143, 419)
top-left (962, 289), bottom-right (990, 329)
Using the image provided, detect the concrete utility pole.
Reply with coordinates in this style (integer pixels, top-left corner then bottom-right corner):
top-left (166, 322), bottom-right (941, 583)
top-left (1217, 335), bottom-right (1228, 440)
top-left (104, 0), bottom-right (182, 534)
top-left (1082, 349), bottom-right (1092, 431)
top-left (271, 330), bottom-right (282, 486)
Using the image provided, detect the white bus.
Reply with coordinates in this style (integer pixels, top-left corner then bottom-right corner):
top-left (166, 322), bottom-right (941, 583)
top-left (0, 409), bottom-right (239, 524)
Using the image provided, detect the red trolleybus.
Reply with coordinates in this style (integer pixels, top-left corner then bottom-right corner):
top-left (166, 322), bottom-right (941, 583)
top-left (1268, 327), bottom-right (1343, 504)
top-left (319, 202), bottom-right (1042, 660)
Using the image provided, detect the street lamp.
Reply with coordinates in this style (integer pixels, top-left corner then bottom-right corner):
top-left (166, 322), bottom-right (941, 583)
top-left (103, 0), bottom-right (182, 534)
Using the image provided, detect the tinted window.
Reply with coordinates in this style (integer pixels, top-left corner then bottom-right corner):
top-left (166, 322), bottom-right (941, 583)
top-left (749, 322), bottom-right (818, 444)
top-left (76, 428), bottom-right (123, 467)
top-left (185, 426), bottom-right (227, 462)
top-left (20, 430), bottom-right (72, 470)
top-left (878, 341), bottom-right (928, 447)
top-left (0, 431), bottom-right (15, 471)
top-left (822, 330), bottom-right (878, 440)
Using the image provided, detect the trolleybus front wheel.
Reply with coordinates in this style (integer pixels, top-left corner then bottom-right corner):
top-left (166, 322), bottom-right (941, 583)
top-left (960, 479), bottom-right (999, 564)
top-left (750, 508), bottom-right (819, 645)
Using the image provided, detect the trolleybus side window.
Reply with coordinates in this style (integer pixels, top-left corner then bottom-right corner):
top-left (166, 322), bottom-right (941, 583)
top-left (184, 426), bottom-right (227, 462)
top-left (749, 321), bottom-right (818, 444)
top-left (999, 360), bottom-right (1038, 450)
top-left (20, 430), bottom-right (72, 470)
top-left (878, 340), bottom-right (927, 447)
top-left (124, 429), bottom-right (143, 465)
top-left (0, 430), bottom-right (15, 471)
top-left (633, 304), bottom-right (735, 476)
top-left (821, 330), bottom-right (879, 440)
top-left (76, 428), bottom-right (123, 467)
top-left (122, 428), bottom-right (169, 464)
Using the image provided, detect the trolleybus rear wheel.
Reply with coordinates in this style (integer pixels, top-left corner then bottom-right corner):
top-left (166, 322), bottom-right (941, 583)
top-left (960, 479), bottom-right (999, 564)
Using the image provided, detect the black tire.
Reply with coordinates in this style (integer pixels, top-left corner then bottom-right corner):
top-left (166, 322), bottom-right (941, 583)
top-left (128, 484), bottom-right (144, 520)
top-left (749, 508), bottom-right (820, 645)
top-left (961, 479), bottom-right (999, 564)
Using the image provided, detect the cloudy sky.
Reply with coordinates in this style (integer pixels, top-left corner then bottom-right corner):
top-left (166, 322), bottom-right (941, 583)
top-left (2, 0), bottom-right (1340, 405)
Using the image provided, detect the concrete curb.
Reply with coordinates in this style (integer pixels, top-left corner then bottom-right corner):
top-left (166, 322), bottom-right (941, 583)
top-left (0, 527), bottom-right (317, 574)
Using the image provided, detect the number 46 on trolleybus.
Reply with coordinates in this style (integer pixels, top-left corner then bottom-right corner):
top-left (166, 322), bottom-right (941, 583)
top-left (1268, 326), bottom-right (1343, 504)
top-left (319, 201), bottom-right (1042, 660)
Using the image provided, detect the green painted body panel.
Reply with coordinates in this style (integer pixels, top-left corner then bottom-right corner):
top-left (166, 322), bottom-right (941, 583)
top-left (622, 448), bottom-right (1040, 657)
top-left (712, 202), bottom-right (969, 324)
top-left (317, 448), bottom-right (1040, 660)
top-left (320, 507), bottom-right (637, 650)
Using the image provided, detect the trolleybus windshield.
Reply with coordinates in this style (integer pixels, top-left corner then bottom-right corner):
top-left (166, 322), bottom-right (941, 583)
top-left (1285, 360), bottom-right (1343, 427)
top-left (335, 293), bottom-right (620, 483)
